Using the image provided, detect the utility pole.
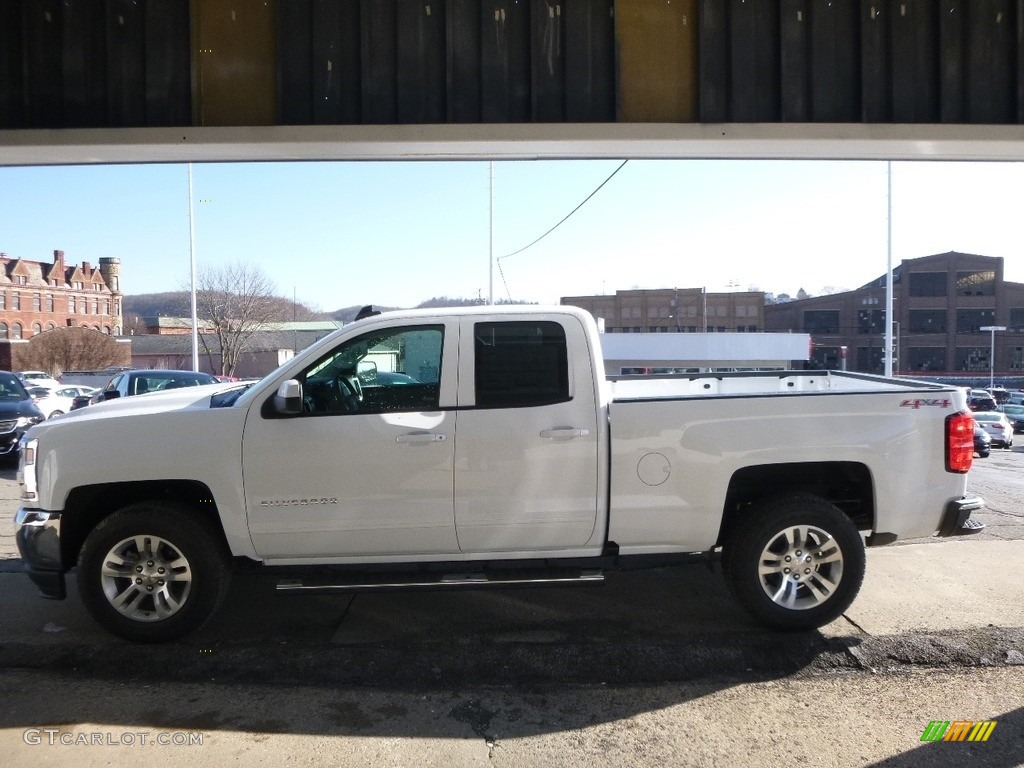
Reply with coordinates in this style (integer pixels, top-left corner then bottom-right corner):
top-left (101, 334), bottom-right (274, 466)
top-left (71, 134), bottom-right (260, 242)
top-left (188, 164), bottom-right (199, 373)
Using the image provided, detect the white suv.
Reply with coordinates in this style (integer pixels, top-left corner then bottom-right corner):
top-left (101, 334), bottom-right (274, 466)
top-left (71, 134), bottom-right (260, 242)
top-left (16, 371), bottom-right (61, 390)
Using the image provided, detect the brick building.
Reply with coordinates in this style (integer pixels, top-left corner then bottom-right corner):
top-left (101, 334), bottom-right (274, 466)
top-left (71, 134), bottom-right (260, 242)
top-left (0, 250), bottom-right (124, 338)
top-left (764, 252), bottom-right (1024, 381)
top-left (561, 288), bottom-right (765, 334)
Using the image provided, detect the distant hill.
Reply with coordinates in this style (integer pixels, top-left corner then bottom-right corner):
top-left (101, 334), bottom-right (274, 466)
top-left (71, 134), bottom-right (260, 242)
top-left (125, 293), bottom-right (535, 325)
top-left (123, 292), bottom-right (329, 324)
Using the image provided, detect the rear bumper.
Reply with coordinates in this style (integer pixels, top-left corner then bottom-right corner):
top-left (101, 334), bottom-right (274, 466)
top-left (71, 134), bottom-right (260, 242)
top-left (14, 508), bottom-right (66, 599)
top-left (936, 495), bottom-right (986, 538)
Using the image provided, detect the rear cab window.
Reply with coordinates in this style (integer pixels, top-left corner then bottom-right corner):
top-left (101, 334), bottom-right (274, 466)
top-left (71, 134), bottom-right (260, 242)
top-left (473, 321), bottom-right (570, 408)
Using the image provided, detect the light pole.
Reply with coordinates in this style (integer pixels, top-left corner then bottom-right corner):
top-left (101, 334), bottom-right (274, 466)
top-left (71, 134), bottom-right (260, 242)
top-left (980, 325), bottom-right (1006, 390)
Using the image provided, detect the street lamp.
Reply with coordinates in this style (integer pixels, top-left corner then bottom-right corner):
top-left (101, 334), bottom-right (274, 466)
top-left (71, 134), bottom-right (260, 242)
top-left (980, 325), bottom-right (1006, 390)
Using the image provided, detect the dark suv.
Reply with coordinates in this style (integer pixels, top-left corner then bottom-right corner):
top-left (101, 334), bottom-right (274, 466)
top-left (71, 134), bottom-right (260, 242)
top-left (968, 394), bottom-right (997, 412)
top-left (0, 371), bottom-right (45, 461)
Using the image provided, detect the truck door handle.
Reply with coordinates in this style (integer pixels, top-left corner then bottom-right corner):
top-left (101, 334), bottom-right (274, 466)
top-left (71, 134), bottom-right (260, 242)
top-left (396, 433), bottom-right (447, 444)
top-left (539, 428), bottom-right (590, 439)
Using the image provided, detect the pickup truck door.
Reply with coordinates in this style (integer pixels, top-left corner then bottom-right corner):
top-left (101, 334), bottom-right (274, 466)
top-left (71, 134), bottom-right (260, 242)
top-left (241, 322), bottom-right (459, 559)
top-left (453, 317), bottom-right (601, 552)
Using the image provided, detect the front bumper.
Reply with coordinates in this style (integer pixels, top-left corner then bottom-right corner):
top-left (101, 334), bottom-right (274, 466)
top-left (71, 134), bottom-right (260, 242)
top-left (936, 495), bottom-right (986, 537)
top-left (15, 508), bottom-right (66, 599)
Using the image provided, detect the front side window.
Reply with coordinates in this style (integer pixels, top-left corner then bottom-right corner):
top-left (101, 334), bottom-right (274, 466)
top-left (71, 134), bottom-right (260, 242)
top-left (295, 325), bottom-right (444, 415)
top-left (474, 321), bottom-right (569, 408)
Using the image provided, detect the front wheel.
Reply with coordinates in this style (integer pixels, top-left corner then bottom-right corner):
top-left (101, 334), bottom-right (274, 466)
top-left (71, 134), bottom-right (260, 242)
top-left (77, 502), bottom-right (231, 642)
top-left (723, 494), bottom-right (865, 631)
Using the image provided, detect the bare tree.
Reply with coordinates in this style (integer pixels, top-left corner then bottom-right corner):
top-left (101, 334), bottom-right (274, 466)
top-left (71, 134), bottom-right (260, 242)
top-left (17, 327), bottom-right (129, 376)
top-left (194, 262), bottom-right (284, 377)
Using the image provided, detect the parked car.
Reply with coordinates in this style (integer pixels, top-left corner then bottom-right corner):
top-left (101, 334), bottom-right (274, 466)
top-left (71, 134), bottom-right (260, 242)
top-left (26, 385), bottom-right (97, 419)
top-left (968, 394), bottom-right (998, 412)
top-left (16, 371), bottom-right (61, 390)
top-left (973, 424), bottom-right (992, 458)
top-left (0, 371), bottom-right (45, 461)
top-left (987, 387), bottom-right (1011, 405)
top-left (91, 369), bottom-right (219, 404)
top-left (972, 411), bottom-right (1014, 448)
top-left (997, 403), bottom-right (1024, 434)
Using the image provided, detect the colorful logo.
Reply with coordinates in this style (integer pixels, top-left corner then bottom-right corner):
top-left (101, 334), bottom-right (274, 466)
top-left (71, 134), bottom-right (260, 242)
top-left (921, 721), bottom-right (997, 742)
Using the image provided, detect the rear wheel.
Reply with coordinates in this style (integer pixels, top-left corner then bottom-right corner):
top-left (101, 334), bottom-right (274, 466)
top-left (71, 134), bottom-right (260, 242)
top-left (77, 502), bottom-right (231, 642)
top-left (724, 494), bottom-right (865, 631)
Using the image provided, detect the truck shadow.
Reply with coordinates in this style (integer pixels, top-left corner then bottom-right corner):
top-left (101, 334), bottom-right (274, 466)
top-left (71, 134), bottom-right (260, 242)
top-left (0, 563), bottom-right (878, 738)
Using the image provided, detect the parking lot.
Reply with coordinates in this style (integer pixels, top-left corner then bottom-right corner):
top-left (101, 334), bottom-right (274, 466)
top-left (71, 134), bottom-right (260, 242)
top-left (1, 451), bottom-right (1023, 766)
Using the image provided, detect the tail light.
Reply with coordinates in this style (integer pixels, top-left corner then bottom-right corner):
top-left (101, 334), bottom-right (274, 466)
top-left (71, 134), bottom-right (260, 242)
top-left (946, 411), bottom-right (974, 473)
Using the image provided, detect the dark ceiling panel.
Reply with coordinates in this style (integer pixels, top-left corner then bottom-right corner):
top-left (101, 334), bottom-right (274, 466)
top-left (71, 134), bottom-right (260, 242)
top-left (62, 0), bottom-right (107, 128)
top-left (965, 0), bottom-right (1016, 123)
top-left (480, 0), bottom-right (531, 122)
top-left (277, 0), bottom-right (314, 124)
top-left (729, 0), bottom-right (780, 122)
top-left (143, 0), bottom-right (191, 126)
top-left (105, 0), bottom-right (146, 127)
top-left (530, 0), bottom-right (565, 122)
top-left (446, 0), bottom-right (482, 122)
top-left (360, 0), bottom-right (397, 123)
top-left (808, 0), bottom-right (858, 122)
top-left (397, 1), bottom-right (447, 123)
top-left (860, 2), bottom-right (889, 123)
top-left (890, 0), bottom-right (939, 123)
top-left (564, 0), bottom-right (614, 122)
top-left (314, 0), bottom-right (362, 124)
top-left (22, 0), bottom-right (64, 128)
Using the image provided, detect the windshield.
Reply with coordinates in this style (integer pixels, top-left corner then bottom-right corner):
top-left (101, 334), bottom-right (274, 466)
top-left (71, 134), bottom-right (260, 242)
top-left (0, 374), bottom-right (28, 401)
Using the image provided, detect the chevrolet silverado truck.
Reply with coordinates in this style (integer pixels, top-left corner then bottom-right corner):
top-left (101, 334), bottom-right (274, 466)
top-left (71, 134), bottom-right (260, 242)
top-left (15, 306), bottom-right (983, 642)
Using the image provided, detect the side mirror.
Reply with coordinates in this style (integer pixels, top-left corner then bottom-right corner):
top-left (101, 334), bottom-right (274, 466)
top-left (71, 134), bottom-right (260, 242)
top-left (102, 390), bottom-right (120, 400)
top-left (357, 360), bottom-right (378, 384)
top-left (274, 379), bottom-right (303, 415)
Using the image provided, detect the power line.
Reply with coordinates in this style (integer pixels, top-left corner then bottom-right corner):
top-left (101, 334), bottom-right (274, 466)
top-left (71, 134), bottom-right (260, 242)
top-left (498, 160), bottom-right (629, 263)
top-left (495, 160), bottom-right (630, 301)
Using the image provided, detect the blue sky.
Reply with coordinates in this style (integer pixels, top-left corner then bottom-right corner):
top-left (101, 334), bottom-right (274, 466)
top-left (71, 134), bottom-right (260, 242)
top-left (1, 159), bottom-right (1022, 312)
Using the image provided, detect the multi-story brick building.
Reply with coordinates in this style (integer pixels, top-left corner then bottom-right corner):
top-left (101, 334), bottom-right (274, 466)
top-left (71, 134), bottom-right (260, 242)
top-left (561, 288), bottom-right (765, 334)
top-left (0, 249), bottom-right (124, 338)
top-left (764, 252), bottom-right (1024, 381)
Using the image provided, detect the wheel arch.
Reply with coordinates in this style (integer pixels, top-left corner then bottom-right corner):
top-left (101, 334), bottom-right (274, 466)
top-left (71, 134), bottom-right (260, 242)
top-left (716, 461), bottom-right (874, 548)
top-left (61, 480), bottom-right (226, 570)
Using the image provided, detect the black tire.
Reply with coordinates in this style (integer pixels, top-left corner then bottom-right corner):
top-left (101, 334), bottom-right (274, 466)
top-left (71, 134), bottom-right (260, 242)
top-left (723, 493), bottom-right (865, 631)
top-left (77, 502), bottom-right (231, 643)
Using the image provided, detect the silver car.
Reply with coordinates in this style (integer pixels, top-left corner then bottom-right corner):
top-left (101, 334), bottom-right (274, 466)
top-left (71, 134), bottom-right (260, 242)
top-left (973, 412), bottom-right (1014, 449)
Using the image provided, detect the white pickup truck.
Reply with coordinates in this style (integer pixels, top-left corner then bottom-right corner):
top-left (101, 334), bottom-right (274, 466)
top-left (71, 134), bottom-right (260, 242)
top-left (16, 306), bottom-right (983, 642)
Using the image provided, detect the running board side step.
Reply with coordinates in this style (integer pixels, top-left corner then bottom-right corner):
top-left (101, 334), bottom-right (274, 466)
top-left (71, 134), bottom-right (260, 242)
top-left (276, 568), bottom-right (605, 594)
